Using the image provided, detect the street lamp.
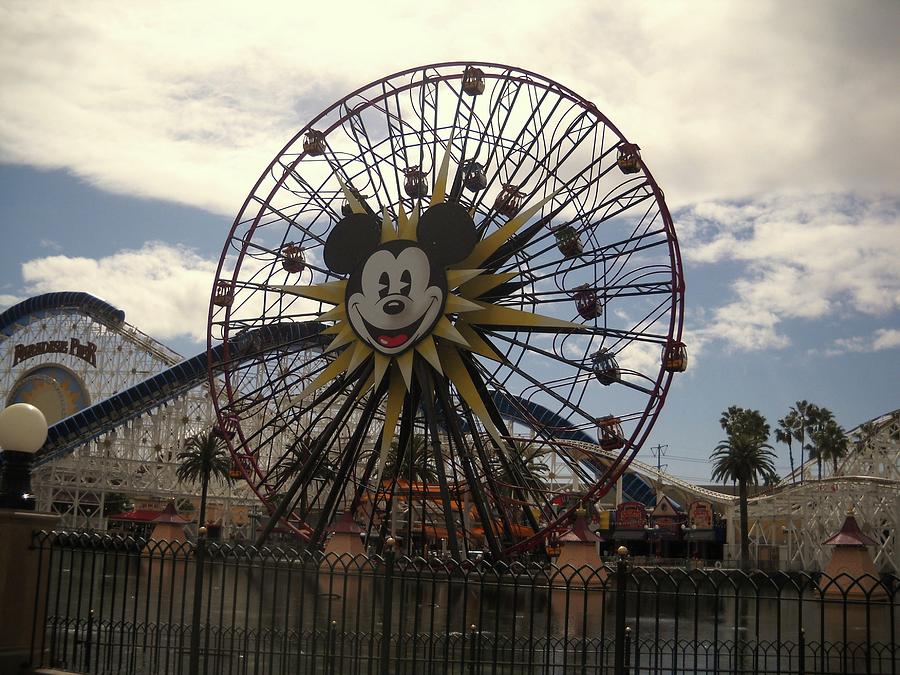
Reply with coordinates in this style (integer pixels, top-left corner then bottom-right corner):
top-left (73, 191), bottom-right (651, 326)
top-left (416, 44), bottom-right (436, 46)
top-left (0, 403), bottom-right (48, 510)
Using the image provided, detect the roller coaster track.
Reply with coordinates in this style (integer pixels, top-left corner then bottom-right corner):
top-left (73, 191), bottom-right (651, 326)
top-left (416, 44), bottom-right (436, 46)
top-left (34, 321), bottom-right (327, 467)
top-left (558, 439), bottom-right (739, 504)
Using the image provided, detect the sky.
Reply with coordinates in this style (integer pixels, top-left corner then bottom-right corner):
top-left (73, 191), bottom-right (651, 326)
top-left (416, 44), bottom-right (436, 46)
top-left (1, 1), bottom-right (898, 484)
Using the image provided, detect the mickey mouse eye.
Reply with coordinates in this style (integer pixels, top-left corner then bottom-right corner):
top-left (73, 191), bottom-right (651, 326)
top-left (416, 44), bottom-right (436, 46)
top-left (378, 271), bottom-right (390, 299)
top-left (400, 269), bottom-right (411, 296)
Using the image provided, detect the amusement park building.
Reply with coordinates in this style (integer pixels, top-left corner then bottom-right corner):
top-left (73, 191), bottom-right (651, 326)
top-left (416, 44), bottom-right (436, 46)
top-left (734, 409), bottom-right (899, 573)
top-left (0, 293), bottom-right (258, 536)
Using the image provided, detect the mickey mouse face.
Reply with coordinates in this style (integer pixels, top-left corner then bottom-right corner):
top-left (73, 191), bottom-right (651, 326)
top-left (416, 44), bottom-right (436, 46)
top-left (348, 241), bottom-right (444, 354)
top-left (323, 202), bottom-right (478, 356)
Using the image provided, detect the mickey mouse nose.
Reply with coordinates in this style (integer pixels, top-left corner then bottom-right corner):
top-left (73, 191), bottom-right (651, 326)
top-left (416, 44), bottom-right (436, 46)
top-left (383, 299), bottom-right (405, 315)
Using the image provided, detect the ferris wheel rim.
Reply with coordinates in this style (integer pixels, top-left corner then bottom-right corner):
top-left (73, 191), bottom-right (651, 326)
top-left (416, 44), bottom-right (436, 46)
top-left (208, 62), bottom-right (686, 553)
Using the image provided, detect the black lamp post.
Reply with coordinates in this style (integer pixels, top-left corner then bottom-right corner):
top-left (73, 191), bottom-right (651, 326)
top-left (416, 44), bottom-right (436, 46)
top-left (0, 403), bottom-right (48, 510)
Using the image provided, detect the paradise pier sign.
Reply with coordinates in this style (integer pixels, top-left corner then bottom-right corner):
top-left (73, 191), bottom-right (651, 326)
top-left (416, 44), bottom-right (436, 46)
top-left (12, 337), bottom-right (98, 368)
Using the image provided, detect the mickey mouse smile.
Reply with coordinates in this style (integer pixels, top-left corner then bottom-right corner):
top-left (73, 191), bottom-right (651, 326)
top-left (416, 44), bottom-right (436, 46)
top-left (354, 297), bottom-right (438, 350)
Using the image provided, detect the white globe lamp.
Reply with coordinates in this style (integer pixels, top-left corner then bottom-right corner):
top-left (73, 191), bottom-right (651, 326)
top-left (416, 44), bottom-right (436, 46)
top-left (0, 403), bottom-right (48, 509)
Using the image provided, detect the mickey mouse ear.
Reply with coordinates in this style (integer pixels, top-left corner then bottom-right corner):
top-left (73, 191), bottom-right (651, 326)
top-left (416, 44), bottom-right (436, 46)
top-left (323, 213), bottom-right (381, 274)
top-left (417, 202), bottom-right (478, 267)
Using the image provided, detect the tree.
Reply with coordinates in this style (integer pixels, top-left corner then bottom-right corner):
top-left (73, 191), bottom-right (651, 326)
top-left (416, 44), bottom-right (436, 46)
top-left (268, 438), bottom-right (335, 517)
top-left (382, 435), bottom-right (436, 483)
top-left (802, 406), bottom-right (847, 480)
top-left (508, 439), bottom-right (550, 482)
top-left (490, 439), bottom-right (549, 499)
top-left (775, 412), bottom-right (798, 483)
top-left (103, 492), bottom-right (133, 517)
top-left (809, 416), bottom-right (849, 475)
top-left (789, 400), bottom-right (819, 484)
top-left (176, 428), bottom-right (234, 529)
top-left (710, 407), bottom-right (777, 567)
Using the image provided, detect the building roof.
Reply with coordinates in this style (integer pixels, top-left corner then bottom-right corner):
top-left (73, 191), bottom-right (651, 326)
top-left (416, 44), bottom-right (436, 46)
top-left (822, 513), bottom-right (877, 547)
top-left (108, 502), bottom-right (192, 524)
top-left (560, 513), bottom-right (604, 543)
top-left (108, 509), bottom-right (166, 523)
top-left (151, 501), bottom-right (192, 525)
top-left (650, 494), bottom-right (683, 517)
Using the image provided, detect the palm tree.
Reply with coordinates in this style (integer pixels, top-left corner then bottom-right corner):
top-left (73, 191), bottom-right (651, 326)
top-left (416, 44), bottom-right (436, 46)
top-left (268, 438), bottom-right (335, 517)
top-left (789, 400), bottom-right (819, 483)
top-left (810, 417), bottom-right (849, 475)
top-left (710, 407), bottom-right (777, 567)
top-left (176, 428), bottom-right (234, 529)
top-left (510, 439), bottom-right (550, 482)
top-left (382, 435), bottom-right (437, 483)
top-left (805, 407), bottom-right (840, 480)
top-left (775, 412), bottom-right (798, 483)
top-left (490, 439), bottom-right (549, 498)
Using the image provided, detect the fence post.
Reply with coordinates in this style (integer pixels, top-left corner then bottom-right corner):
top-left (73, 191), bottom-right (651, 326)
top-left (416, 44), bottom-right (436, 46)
top-left (798, 628), bottom-right (805, 675)
top-left (379, 537), bottom-right (396, 675)
top-left (613, 545), bottom-right (630, 675)
top-left (328, 620), bottom-right (337, 675)
top-left (84, 608), bottom-right (94, 672)
top-left (188, 526), bottom-right (207, 675)
top-left (468, 624), bottom-right (478, 675)
top-left (623, 626), bottom-right (631, 675)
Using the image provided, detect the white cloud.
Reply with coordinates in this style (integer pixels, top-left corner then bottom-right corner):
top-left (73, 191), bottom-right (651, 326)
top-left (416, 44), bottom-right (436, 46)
top-left (17, 242), bottom-right (322, 346)
top-left (0, 294), bottom-right (22, 309)
top-left (829, 328), bottom-right (900, 355)
top-left (873, 329), bottom-right (900, 351)
top-left (20, 243), bottom-right (216, 342)
top-left (681, 194), bottom-right (900, 350)
top-left (0, 2), bottom-right (898, 214)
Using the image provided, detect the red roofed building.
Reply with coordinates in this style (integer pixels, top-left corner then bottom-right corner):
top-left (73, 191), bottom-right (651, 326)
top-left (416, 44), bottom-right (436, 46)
top-left (554, 510), bottom-right (606, 584)
top-left (324, 512), bottom-right (365, 556)
top-left (819, 510), bottom-right (886, 598)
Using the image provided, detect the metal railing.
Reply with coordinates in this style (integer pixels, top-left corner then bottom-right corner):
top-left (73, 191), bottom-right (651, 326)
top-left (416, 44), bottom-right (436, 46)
top-left (29, 530), bottom-right (898, 674)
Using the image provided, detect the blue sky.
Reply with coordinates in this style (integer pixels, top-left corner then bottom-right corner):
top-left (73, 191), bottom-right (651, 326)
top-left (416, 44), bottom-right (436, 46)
top-left (1, 1), bottom-right (897, 483)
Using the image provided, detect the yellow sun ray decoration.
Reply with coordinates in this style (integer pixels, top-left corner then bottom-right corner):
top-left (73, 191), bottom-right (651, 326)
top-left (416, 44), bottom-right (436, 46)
top-left (277, 144), bottom-right (579, 483)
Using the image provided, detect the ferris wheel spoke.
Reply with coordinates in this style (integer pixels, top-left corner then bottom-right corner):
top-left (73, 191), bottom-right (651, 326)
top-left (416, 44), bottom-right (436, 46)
top-left (433, 376), bottom-right (505, 558)
top-left (274, 161), bottom-right (342, 221)
top-left (255, 387), bottom-right (354, 487)
top-left (483, 172), bottom-right (648, 277)
top-left (379, 89), bottom-right (414, 200)
top-left (470, 347), bottom-right (596, 432)
top-left (512, 105), bottom-right (604, 199)
top-left (452, 351), bottom-right (544, 504)
top-left (473, 77), bottom-right (526, 200)
top-left (306, 381), bottom-right (382, 549)
top-left (368, 381), bottom-right (421, 553)
top-left (342, 100), bottom-right (382, 172)
top-left (254, 360), bottom-right (373, 546)
top-left (458, 395), bottom-right (546, 532)
top-left (249, 194), bottom-right (332, 249)
top-left (478, 327), bottom-right (592, 374)
top-left (415, 364), bottom-right (464, 558)
top-left (604, 208), bottom-right (664, 287)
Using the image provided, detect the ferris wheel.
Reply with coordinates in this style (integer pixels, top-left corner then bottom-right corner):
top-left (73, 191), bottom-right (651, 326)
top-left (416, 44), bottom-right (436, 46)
top-left (208, 62), bottom-right (686, 558)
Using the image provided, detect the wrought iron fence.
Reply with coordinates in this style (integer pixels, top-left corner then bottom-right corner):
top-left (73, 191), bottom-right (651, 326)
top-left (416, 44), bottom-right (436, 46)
top-left (29, 531), bottom-right (897, 674)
